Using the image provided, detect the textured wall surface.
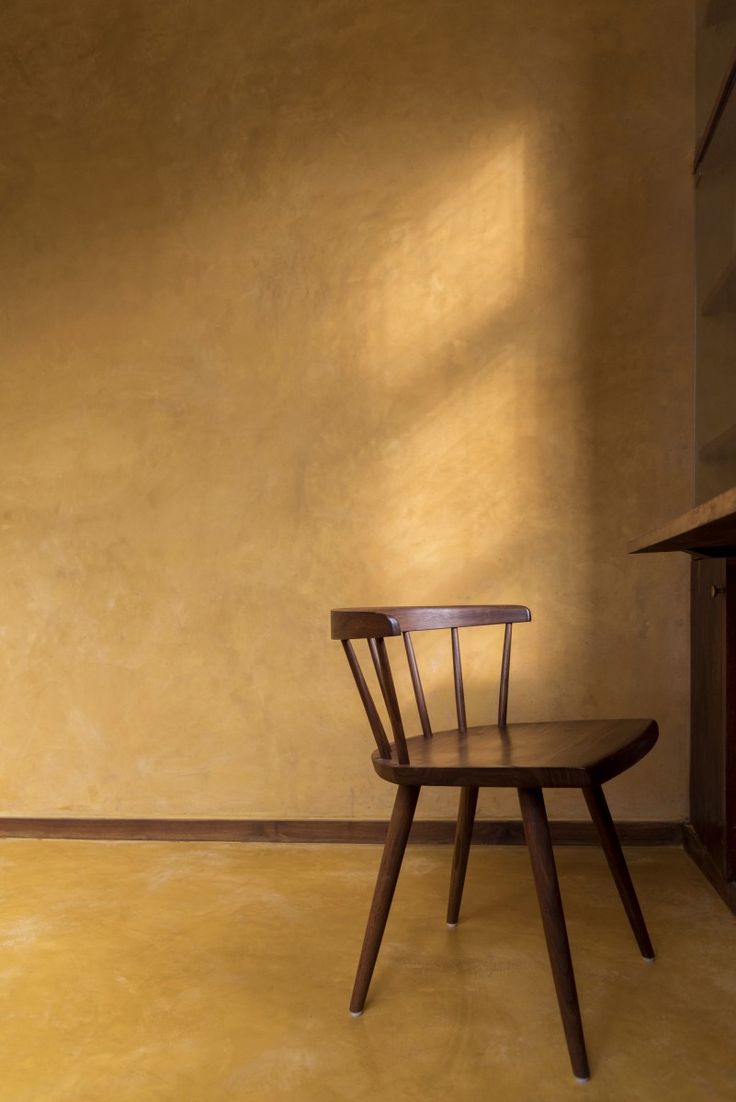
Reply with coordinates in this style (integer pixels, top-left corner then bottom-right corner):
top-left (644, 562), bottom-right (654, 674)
top-left (0, 1), bottom-right (693, 820)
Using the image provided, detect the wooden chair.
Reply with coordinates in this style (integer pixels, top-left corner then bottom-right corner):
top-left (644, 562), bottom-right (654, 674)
top-left (331, 605), bottom-right (658, 1082)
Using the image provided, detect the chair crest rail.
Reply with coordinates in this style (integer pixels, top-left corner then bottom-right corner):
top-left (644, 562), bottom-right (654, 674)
top-left (331, 605), bottom-right (531, 640)
top-left (333, 605), bottom-right (531, 760)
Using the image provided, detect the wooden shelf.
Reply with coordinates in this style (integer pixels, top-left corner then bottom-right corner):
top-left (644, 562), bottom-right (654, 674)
top-left (702, 255), bottom-right (736, 315)
top-left (700, 422), bottom-right (736, 462)
top-left (629, 485), bottom-right (736, 554)
top-left (694, 51), bottom-right (736, 173)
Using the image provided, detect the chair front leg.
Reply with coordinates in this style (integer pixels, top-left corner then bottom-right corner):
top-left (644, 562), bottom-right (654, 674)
top-left (447, 786), bottom-right (478, 926)
top-left (350, 784), bottom-right (420, 1015)
top-left (583, 783), bottom-right (654, 960)
top-left (518, 786), bottom-right (590, 1082)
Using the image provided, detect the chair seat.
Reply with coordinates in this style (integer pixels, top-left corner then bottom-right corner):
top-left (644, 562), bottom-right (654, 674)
top-left (372, 717), bottom-right (658, 788)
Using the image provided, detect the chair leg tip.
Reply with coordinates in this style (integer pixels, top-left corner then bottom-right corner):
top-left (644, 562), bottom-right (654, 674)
top-left (643, 954), bottom-right (655, 963)
top-left (349, 1009), bottom-right (364, 1017)
top-left (446, 921), bottom-right (458, 928)
top-left (574, 1076), bottom-right (590, 1085)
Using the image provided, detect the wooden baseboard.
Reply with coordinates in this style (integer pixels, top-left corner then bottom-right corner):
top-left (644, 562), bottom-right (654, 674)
top-left (682, 822), bottom-right (736, 913)
top-left (0, 817), bottom-right (683, 845)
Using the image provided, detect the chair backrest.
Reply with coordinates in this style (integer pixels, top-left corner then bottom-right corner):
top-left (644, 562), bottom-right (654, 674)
top-left (331, 605), bottom-right (532, 764)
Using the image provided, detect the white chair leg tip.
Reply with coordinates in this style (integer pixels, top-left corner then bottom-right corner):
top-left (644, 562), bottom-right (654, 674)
top-left (349, 1010), bottom-right (363, 1017)
top-left (643, 955), bottom-right (655, 963)
top-left (446, 921), bottom-right (458, 928)
top-left (575, 1076), bottom-right (590, 1084)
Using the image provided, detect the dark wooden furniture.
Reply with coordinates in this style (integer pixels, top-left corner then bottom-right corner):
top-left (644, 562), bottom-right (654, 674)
top-left (631, 487), bottom-right (736, 912)
top-left (694, 46), bottom-right (735, 173)
top-left (332, 605), bottom-right (658, 1082)
top-left (694, 13), bottom-right (736, 502)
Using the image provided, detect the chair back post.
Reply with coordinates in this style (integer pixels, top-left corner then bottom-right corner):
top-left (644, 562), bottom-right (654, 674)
top-left (341, 640), bottom-right (393, 759)
top-left (403, 631), bottom-right (433, 738)
top-left (498, 623), bottom-right (513, 726)
top-left (367, 637), bottom-right (410, 765)
top-left (451, 627), bottom-right (467, 733)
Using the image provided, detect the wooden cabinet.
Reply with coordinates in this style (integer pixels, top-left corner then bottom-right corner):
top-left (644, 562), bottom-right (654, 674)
top-left (695, 6), bottom-right (736, 502)
top-left (628, 13), bottom-right (736, 911)
top-left (631, 487), bottom-right (736, 912)
top-left (691, 556), bottom-right (736, 882)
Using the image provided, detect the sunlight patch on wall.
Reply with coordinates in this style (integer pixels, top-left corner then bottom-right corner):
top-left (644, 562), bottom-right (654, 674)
top-left (361, 130), bottom-right (527, 390)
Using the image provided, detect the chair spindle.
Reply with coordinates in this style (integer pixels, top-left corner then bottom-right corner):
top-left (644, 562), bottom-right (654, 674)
top-left (451, 627), bottom-right (467, 733)
top-left (498, 622), bottom-right (513, 726)
top-left (341, 640), bottom-right (393, 759)
top-left (368, 637), bottom-right (410, 764)
top-left (403, 632), bottom-right (432, 738)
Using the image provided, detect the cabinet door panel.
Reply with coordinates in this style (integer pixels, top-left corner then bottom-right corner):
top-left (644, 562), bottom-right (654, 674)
top-left (691, 557), bottom-right (727, 873)
top-left (724, 561), bottom-right (736, 879)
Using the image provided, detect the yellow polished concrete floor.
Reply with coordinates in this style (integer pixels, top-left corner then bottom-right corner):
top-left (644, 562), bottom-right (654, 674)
top-left (0, 841), bottom-right (734, 1101)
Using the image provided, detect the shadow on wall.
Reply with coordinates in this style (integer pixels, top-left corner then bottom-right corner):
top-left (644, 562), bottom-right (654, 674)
top-left (0, 0), bottom-right (692, 820)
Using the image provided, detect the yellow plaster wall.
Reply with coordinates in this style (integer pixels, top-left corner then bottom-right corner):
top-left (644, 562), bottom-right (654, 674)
top-left (0, 1), bottom-right (693, 821)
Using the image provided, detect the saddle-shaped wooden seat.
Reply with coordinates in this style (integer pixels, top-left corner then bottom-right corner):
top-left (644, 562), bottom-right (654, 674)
top-left (372, 718), bottom-right (657, 788)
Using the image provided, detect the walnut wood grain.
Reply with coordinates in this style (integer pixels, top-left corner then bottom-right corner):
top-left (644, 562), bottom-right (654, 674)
top-left (368, 636), bottom-right (410, 765)
top-left (498, 622), bottom-right (512, 726)
top-left (519, 786), bottom-right (589, 1081)
top-left (331, 605), bottom-right (531, 639)
top-left (349, 784), bottom-right (420, 1014)
top-left (446, 786), bottom-right (478, 925)
top-left (371, 718), bottom-right (658, 788)
top-left (583, 784), bottom-right (654, 959)
top-left (342, 639), bottom-right (392, 759)
top-left (451, 627), bottom-right (467, 733)
top-left (403, 631), bottom-right (432, 738)
top-left (333, 602), bottom-right (659, 1080)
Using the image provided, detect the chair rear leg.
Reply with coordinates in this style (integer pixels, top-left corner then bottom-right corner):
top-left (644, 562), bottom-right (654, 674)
top-left (447, 786), bottom-right (479, 926)
top-left (350, 784), bottom-right (420, 1015)
top-left (583, 783), bottom-right (655, 960)
top-left (518, 786), bottom-right (590, 1082)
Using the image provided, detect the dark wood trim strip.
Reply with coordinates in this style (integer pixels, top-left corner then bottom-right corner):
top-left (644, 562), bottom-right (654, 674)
top-left (0, 817), bottom-right (683, 845)
top-left (683, 822), bottom-right (736, 914)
